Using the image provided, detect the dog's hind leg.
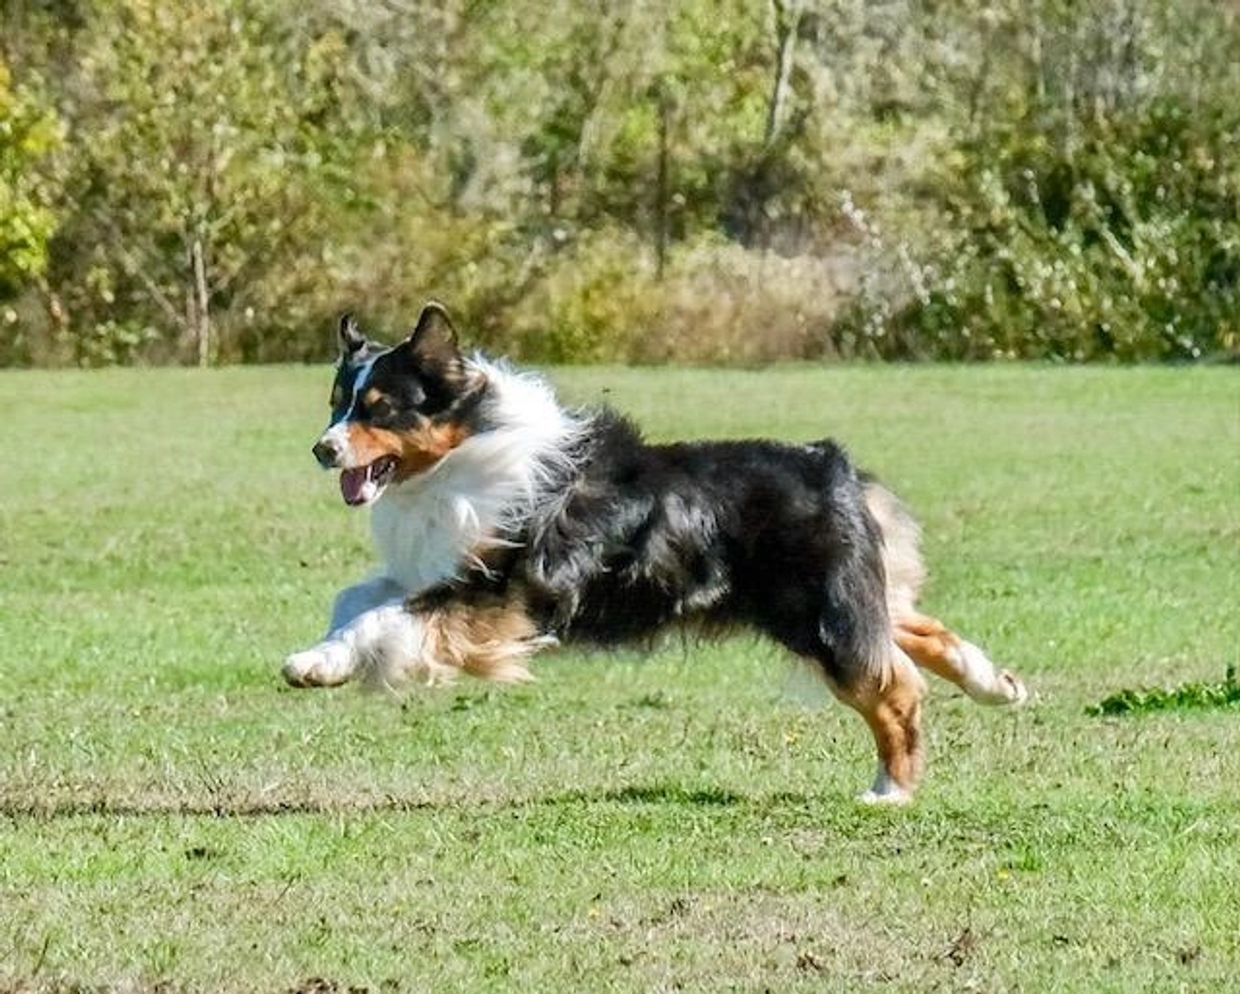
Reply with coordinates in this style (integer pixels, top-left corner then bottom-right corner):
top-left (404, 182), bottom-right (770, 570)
top-left (827, 649), bottom-right (927, 805)
top-left (795, 509), bottom-right (926, 803)
top-left (895, 612), bottom-right (1027, 706)
top-left (864, 480), bottom-right (1027, 707)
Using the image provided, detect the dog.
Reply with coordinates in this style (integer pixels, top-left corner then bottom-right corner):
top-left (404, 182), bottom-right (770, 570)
top-left (284, 303), bottom-right (1027, 803)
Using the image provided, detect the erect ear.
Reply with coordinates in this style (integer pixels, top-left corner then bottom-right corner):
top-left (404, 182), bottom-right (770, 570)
top-left (338, 313), bottom-right (366, 356)
top-left (406, 301), bottom-right (460, 367)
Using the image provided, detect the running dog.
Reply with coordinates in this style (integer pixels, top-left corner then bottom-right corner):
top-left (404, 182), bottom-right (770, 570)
top-left (284, 304), bottom-right (1027, 802)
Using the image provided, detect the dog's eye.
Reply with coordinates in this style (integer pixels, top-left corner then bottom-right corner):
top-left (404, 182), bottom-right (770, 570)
top-left (330, 385), bottom-right (344, 409)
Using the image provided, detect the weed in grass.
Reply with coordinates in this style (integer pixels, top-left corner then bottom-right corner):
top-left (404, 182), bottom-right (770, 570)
top-left (1087, 665), bottom-right (1240, 716)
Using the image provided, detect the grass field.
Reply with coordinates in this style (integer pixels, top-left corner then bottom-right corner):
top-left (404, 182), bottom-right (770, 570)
top-left (2, 363), bottom-right (1238, 993)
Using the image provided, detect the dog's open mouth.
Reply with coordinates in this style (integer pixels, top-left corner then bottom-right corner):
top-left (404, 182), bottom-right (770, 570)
top-left (340, 455), bottom-right (398, 507)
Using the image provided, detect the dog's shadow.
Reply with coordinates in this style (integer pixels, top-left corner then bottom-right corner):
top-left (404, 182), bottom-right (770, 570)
top-left (0, 781), bottom-right (795, 821)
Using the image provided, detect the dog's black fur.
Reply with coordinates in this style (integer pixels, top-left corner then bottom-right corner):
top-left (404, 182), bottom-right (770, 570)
top-left (435, 412), bottom-right (891, 690)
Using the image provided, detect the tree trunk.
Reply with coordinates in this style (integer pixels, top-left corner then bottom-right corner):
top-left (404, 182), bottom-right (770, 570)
top-left (655, 88), bottom-right (670, 281)
top-left (191, 237), bottom-right (210, 367)
top-left (765, 0), bottom-right (802, 145)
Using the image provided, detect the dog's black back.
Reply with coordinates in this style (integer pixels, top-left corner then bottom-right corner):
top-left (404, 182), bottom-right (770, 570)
top-left (457, 411), bottom-right (891, 687)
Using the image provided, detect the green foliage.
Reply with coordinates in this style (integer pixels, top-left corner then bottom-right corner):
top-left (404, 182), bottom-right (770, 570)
top-left (879, 99), bottom-right (1240, 361)
top-left (1088, 666), bottom-right (1240, 717)
top-left (1, 0), bottom-right (1237, 364)
top-left (44, 0), bottom-right (356, 364)
top-left (514, 229), bottom-right (658, 363)
top-left (850, 0), bottom-right (1240, 361)
top-left (0, 58), bottom-right (61, 297)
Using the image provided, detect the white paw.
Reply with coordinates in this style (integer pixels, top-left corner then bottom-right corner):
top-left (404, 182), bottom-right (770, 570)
top-left (994, 668), bottom-right (1029, 706)
top-left (858, 767), bottom-right (914, 805)
top-left (282, 641), bottom-right (355, 688)
top-left (858, 786), bottom-right (913, 806)
top-left (959, 642), bottom-right (1029, 706)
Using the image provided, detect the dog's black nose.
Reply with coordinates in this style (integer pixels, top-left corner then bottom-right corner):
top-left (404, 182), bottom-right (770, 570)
top-left (312, 438), bottom-right (340, 468)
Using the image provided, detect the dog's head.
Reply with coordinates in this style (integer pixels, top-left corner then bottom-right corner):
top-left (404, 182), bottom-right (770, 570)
top-left (313, 303), bottom-right (483, 507)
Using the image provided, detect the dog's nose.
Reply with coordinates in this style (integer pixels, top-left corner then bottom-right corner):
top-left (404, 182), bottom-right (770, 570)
top-left (312, 438), bottom-right (340, 468)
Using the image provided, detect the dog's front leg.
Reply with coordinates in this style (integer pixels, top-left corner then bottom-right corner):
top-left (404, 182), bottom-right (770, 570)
top-left (283, 597), bottom-right (423, 688)
top-left (326, 574), bottom-right (406, 634)
top-left (283, 575), bottom-right (406, 688)
top-left (284, 588), bottom-right (549, 690)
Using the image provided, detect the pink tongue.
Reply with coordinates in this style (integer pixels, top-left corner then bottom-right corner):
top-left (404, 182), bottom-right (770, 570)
top-left (340, 466), bottom-right (370, 506)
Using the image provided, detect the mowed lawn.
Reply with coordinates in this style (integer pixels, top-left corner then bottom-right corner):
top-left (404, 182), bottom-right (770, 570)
top-left (1, 363), bottom-right (1238, 993)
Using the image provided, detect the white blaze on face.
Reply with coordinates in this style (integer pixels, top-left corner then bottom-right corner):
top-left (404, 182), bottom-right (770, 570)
top-left (318, 421), bottom-right (357, 467)
top-left (318, 352), bottom-right (382, 469)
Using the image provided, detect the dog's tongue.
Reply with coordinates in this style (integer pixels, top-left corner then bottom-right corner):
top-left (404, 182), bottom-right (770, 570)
top-left (340, 466), bottom-right (371, 506)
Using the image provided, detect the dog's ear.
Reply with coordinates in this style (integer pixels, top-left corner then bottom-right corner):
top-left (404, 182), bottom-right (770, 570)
top-left (406, 301), bottom-right (461, 369)
top-left (338, 313), bottom-right (366, 357)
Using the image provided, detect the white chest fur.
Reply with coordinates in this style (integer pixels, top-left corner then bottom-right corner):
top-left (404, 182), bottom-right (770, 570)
top-left (370, 481), bottom-right (485, 593)
top-left (367, 356), bottom-right (581, 596)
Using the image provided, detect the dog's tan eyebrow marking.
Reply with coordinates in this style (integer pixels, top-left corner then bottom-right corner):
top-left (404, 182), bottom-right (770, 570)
top-left (364, 388), bottom-right (391, 408)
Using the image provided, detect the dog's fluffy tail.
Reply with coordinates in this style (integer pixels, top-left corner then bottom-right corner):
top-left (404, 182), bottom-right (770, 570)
top-left (863, 479), bottom-right (926, 624)
top-left (865, 478), bottom-right (1028, 706)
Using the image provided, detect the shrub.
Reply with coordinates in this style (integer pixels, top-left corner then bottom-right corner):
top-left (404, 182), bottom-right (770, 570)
top-left (503, 233), bottom-right (854, 364)
top-left (0, 58), bottom-right (62, 364)
top-left (869, 103), bottom-right (1240, 360)
top-left (846, 0), bottom-right (1240, 361)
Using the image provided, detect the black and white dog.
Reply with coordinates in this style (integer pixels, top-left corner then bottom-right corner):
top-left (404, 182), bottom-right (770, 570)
top-left (285, 304), bottom-right (1027, 802)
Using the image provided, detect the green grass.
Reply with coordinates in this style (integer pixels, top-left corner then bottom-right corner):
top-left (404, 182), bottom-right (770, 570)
top-left (1, 364), bottom-right (1238, 993)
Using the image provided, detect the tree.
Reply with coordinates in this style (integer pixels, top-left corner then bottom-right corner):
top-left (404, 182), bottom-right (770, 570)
top-left (50, 0), bottom-right (350, 363)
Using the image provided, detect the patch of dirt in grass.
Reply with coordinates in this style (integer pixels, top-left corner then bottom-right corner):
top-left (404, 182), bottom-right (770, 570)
top-left (940, 926), bottom-right (980, 967)
top-left (1175, 944), bottom-right (1203, 966)
top-left (565, 891), bottom-right (961, 988)
top-left (287, 980), bottom-right (398, 994)
top-left (0, 792), bottom-right (440, 820)
top-left (0, 982), bottom-right (178, 994)
top-left (0, 779), bottom-right (759, 821)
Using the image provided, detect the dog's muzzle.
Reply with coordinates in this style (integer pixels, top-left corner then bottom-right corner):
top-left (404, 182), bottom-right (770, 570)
top-left (312, 437), bottom-right (342, 468)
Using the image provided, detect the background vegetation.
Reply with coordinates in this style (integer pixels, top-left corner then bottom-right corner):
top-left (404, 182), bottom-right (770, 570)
top-left (1, 0), bottom-right (1238, 365)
